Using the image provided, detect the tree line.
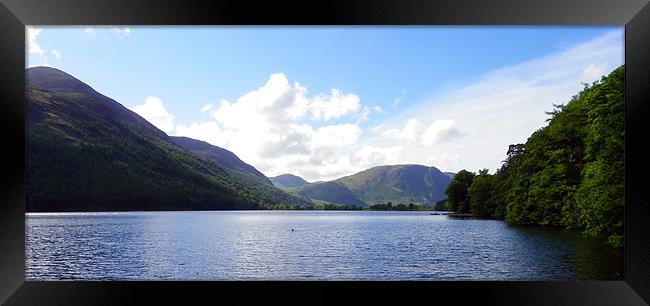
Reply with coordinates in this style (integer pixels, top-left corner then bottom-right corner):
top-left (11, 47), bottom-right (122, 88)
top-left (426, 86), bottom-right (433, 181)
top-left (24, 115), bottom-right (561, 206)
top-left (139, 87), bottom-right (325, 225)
top-left (444, 66), bottom-right (624, 248)
top-left (368, 202), bottom-right (417, 211)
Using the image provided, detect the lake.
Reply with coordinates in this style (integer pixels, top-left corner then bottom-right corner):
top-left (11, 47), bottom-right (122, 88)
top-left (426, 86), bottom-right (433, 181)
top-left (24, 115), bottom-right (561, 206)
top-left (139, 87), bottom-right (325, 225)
top-left (25, 210), bottom-right (623, 280)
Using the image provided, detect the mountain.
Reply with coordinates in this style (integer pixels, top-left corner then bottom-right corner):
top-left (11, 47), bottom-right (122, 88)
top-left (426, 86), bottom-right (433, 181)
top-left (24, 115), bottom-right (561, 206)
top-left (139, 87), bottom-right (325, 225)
top-left (444, 172), bottom-right (456, 178)
top-left (293, 181), bottom-right (365, 206)
top-left (26, 66), bottom-right (311, 211)
top-left (171, 136), bottom-right (272, 185)
top-left (269, 174), bottom-right (309, 189)
top-left (292, 165), bottom-right (452, 206)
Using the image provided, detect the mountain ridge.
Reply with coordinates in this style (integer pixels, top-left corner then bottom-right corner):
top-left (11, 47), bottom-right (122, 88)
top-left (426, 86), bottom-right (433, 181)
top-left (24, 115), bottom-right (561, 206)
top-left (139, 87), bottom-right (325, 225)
top-left (171, 136), bottom-right (272, 185)
top-left (281, 164), bottom-right (452, 207)
top-left (269, 174), bottom-right (310, 189)
top-left (26, 66), bottom-right (311, 211)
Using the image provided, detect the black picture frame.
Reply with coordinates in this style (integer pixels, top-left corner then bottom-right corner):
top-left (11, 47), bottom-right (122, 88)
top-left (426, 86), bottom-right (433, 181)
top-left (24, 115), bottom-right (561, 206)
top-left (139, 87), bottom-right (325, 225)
top-left (1, 0), bottom-right (649, 304)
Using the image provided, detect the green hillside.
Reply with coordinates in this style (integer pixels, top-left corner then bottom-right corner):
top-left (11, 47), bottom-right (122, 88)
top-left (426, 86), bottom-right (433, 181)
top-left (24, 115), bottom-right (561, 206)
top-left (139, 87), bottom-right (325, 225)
top-left (171, 136), bottom-right (272, 185)
top-left (26, 67), bottom-right (311, 211)
top-left (269, 174), bottom-right (310, 189)
top-left (290, 164), bottom-right (452, 206)
top-left (293, 181), bottom-right (366, 206)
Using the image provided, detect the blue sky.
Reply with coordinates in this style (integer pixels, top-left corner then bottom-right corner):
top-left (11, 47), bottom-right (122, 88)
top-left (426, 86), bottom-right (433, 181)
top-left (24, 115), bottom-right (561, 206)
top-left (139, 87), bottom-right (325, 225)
top-left (27, 26), bottom-right (624, 181)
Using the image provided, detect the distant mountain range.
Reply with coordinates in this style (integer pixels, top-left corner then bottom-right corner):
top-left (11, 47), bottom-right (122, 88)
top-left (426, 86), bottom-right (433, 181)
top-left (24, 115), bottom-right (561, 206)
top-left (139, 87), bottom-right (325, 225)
top-left (273, 165), bottom-right (453, 207)
top-left (26, 67), bottom-right (310, 211)
top-left (26, 67), bottom-right (453, 211)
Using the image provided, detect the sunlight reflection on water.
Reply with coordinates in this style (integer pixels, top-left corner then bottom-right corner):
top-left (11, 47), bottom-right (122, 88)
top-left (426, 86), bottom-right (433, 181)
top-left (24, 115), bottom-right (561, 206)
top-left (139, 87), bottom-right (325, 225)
top-left (25, 210), bottom-right (622, 280)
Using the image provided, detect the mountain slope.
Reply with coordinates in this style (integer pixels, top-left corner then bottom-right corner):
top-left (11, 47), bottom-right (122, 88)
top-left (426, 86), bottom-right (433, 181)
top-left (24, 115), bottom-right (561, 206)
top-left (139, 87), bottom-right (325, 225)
top-left (171, 136), bottom-right (272, 185)
top-left (339, 165), bottom-right (452, 205)
top-left (269, 174), bottom-right (309, 189)
top-left (293, 164), bottom-right (452, 206)
top-left (294, 181), bottom-right (366, 206)
top-left (26, 67), bottom-right (311, 211)
top-left (444, 172), bottom-right (456, 178)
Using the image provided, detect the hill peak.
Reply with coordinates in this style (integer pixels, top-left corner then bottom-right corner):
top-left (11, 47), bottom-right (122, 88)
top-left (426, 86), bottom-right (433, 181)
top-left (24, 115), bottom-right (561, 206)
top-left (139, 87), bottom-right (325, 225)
top-left (27, 66), bottom-right (95, 94)
top-left (270, 174), bottom-right (309, 189)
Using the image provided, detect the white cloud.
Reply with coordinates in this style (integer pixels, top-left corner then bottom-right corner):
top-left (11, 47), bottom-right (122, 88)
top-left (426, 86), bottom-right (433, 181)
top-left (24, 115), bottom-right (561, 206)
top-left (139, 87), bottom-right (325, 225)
top-left (426, 153), bottom-right (462, 170)
top-left (84, 26), bottom-right (132, 40)
top-left (420, 119), bottom-right (461, 146)
top-left (382, 118), bottom-right (422, 142)
top-left (51, 49), bottom-right (61, 59)
top-left (26, 26), bottom-right (58, 68)
top-left (174, 73), bottom-right (365, 181)
top-left (393, 97), bottom-right (401, 106)
top-left (358, 106), bottom-right (371, 122)
top-left (175, 121), bottom-right (222, 146)
top-left (85, 26), bottom-right (129, 39)
top-left (172, 30), bottom-right (622, 181)
top-left (312, 123), bottom-right (362, 148)
top-left (27, 26), bottom-right (44, 56)
top-left (352, 145), bottom-right (403, 168)
top-left (309, 89), bottom-right (360, 121)
top-left (129, 96), bottom-right (175, 134)
top-left (381, 117), bottom-right (461, 146)
top-left (365, 30), bottom-right (623, 174)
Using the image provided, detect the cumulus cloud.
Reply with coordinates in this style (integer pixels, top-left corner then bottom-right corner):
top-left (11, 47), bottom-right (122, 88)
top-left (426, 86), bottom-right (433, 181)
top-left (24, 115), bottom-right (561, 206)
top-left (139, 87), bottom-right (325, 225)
top-left (309, 89), bottom-right (360, 121)
top-left (174, 73), bottom-right (366, 181)
top-left (26, 26), bottom-right (58, 68)
top-left (420, 119), bottom-right (462, 146)
top-left (173, 30), bottom-right (622, 181)
top-left (129, 96), bottom-right (175, 134)
top-left (175, 121), bottom-right (222, 145)
top-left (382, 118), bottom-right (462, 146)
top-left (352, 145), bottom-right (403, 168)
top-left (382, 118), bottom-right (421, 142)
top-left (27, 26), bottom-right (44, 56)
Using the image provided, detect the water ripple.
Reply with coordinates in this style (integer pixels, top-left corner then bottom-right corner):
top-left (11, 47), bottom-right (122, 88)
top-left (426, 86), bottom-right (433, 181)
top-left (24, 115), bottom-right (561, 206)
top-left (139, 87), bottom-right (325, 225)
top-left (26, 211), bottom-right (622, 280)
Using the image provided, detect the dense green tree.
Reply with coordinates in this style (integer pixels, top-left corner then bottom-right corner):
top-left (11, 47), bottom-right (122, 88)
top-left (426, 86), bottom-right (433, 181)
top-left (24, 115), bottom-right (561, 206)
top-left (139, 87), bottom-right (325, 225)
top-left (468, 169), bottom-right (495, 217)
top-left (487, 66), bottom-right (624, 247)
top-left (450, 66), bottom-right (624, 247)
top-left (445, 170), bottom-right (476, 213)
top-left (575, 66), bottom-right (624, 247)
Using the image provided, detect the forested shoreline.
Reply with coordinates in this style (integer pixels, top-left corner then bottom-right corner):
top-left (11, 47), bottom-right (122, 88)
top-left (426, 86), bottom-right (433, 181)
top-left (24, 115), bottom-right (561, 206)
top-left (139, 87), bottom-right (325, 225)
top-left (444, 66), bottom-right (624, 248)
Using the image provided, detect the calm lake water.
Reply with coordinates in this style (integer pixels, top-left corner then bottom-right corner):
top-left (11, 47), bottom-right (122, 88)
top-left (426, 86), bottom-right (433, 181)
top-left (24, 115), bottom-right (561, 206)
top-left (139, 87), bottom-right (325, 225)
top-left (25, 211), bottom-right (622, 280)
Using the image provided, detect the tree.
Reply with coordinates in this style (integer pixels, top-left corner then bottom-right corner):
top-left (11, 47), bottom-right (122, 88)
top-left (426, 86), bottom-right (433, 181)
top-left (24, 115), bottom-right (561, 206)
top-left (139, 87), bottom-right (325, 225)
top-left (575, 66), bottom-right (624, 247)
top-left (445, 170), bottom-right (475, 213)
top-left (468, 169), bottom-right (494, 217)
top-left (408, 203), bottom-right (415, 210)
top-left (498, 65), bottom-right (624, 247)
